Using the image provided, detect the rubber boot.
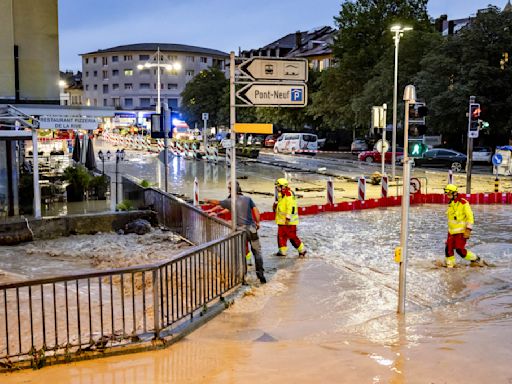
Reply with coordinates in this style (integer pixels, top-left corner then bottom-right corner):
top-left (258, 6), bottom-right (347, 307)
top-left (246, 251), bottom-right (253, 266)
top-left (275, 246), bottom-right (287, 257)
top-left (297, 242), bottom-right (307, 258)
top-left (445, 256), bottom-right (456, 268)
top-left (465, 251), bottom-right (483, 266)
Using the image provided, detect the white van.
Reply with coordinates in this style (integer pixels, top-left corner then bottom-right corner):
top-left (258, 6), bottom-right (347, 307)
top-left (273, 133), bottom-right (318, 154)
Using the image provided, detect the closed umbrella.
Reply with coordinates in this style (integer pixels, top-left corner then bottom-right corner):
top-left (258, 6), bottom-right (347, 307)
top-left (85, 136), bottom-right (97, 171)
top-left (72, 132), bottom-right (81, 163)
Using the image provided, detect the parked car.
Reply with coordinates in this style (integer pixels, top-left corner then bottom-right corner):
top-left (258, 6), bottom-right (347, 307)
top-left (264, 134), bottom-right (279, 148)
top-left (358, 147), bottom-right (404, 164)
top-left (317, 138), bottom-right (326, 149)
top-left (351, 139), bottom-right (368, 154)
top-left (414, 149), bottom-right (467, 172)
top-left (472, 146), bottom-right (493, 163)
top-left (273, 133), bottom-right (318, 154)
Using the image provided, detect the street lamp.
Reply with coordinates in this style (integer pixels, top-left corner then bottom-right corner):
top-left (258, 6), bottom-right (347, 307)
top-left (98, 149), bottom-right (111, 175)
top-left (136, 47), bottom-right (181, 114)
top-left (390, 25), bottom-right (413, 180)
top-left (115, 149), bottom-right (125, 209)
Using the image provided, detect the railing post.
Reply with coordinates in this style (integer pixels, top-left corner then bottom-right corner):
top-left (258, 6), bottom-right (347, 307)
top-left (152, 269), bottom-right (160, 339)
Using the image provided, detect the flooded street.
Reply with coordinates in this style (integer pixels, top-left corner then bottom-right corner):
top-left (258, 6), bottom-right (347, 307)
top-left (2, 204), bottom-right (511, 383)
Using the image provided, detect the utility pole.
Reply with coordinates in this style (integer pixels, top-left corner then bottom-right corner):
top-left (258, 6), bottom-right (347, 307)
top-left (466, 96), bottom-right (480, 194)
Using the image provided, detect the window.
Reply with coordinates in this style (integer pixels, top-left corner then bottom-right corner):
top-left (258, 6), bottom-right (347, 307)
top-left (124, 98), bottom-right (133, 108)
top-left (140, 98), bottom-right (151, 108)
top-left (103, 84), bottom-right (108, 93)
top-left (93, 70), bottom-right (98, 77)
top-left (103, 99), bottom-right (108, 106)
top-left (303, 134), bottom-right (317, 142)
top-left (167, 83), bottom-right (178, 90)
top-left (186, 56), bottom-right (195, 62)
top-left (85, 58), bottom-right (89, 64)
top-left (93, 84), bottom-right (98, 90)
top-left (85, 84), bottom-right (89, 91)
top-left (112, 55), bottom-right (118, 62)
top-left (124, 55), bottom-right (132, 61)
top-left (200, 57), bottom-right (207, 63)
top-left (112, 83), bottom-right (119, 90)
top-left (139, 83), bottom-right (150, 89)
top-left (139, 54), bottom-right (150, 60)
top-left (113, 98), bottom-right (121, 107)
top-left (186, 70), bottom-right (195, 77)
top-left (93, 57), bottom-right (97, 64)
top-left (140, 69), bottom-right (150, 76)
top-left (124, 69), bottom-right (133, 76)
top-left (124, 83), bottom-right (133, 90)
top-left (168, 98), bottom-right (178, 108)
top-left (93, 98), bottom-right (97, 106)
top-left (102, 57), bottom-right (108, 65)
top-left (168, 55), bottom-right (178, 61)
top-left (102, 70), bottom-right (108, 79)
top-left (112, 69), bottom-right (119, 76)
top-left (85, 71), bottom-right (89, 77)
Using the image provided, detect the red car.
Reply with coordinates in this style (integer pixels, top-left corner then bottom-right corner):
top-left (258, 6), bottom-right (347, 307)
top-left (358, 147), bottom-right (404, 164)
top-left (264, 134), bottom-right (279, 148)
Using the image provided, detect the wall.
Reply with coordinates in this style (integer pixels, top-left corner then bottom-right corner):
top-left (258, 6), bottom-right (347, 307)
top-left (0, 0), bottom-right (59, 103)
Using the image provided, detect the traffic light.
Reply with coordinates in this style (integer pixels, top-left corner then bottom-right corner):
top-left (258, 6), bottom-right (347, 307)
top-left (408, 139), bottom-right (428, 158)
top-left (408, 102), bottom-right (428, 138)
top-left (468, 103), bottom-right (480, 138)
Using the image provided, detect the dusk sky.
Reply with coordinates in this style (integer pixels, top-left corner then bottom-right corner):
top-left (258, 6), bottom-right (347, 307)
top-left (59, 0), bottom-right (506, 71)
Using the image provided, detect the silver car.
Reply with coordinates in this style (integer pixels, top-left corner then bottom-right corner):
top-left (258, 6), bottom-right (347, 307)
top-left (472, 147), bottom-right (492, 163)
top-left (351, 139), bottom-right (368, 154)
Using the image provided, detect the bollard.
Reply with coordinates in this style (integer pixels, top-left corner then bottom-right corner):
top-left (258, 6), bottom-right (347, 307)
top-left (326, 178), bottom-right (334, 204)
top-left (448, 169), bottom-right (453, 185)
top-left (381, 173), bottom-right (389, 198)
top-left (495, 176), bottom-right (499, 193)
top-left (193, 177), bottom-right (199, 206)
top-left (213, 146), bottom-right (218, 164)
top-left (226, 147), bottom-right (231, 167)
top-left (358, 175), bottom-right (366, 201)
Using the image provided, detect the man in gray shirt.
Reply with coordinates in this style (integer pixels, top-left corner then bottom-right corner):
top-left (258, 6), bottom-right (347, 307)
top-left (205, 182), bottom-right (266, 284)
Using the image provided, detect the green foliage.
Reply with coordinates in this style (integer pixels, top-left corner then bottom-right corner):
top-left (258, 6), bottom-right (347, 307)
top-left (414, 8), bottom-right (512, 146)
top-left (116, 200), bottom-right (135, 211)
top-left (139, 179), bottom-right (153, 188)
top-left (181, 68), bottom-right (229, 127)
top-left (63, 164), bottom-right (91, 189)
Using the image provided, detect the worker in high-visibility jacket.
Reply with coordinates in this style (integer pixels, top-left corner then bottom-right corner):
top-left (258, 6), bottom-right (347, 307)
top-left (444, 184), bottom-right (482, 267)
top-left (273, 178), bottom-right (306, 257)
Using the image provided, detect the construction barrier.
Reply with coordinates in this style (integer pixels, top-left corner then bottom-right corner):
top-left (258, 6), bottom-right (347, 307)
top-left (200, 192), bottom-right (512, 222)
top-left (326, 178), bottom-right (334, 204)
top-left (381, 174), bottom-right (389, 198)
top-left (358, 176), bottom-right (366, 201)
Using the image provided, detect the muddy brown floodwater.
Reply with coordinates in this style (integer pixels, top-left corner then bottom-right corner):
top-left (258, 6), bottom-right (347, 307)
top-left (1, 205), bottom-right (511, 383)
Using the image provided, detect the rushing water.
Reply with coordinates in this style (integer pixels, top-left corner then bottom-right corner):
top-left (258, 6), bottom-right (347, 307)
top-left (2, 199), bottom-right (511, 383)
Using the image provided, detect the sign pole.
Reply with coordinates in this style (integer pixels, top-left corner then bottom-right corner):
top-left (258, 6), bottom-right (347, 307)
top-left (381, 104), bottom-right (387, 176)
top-left (229, 52), bottom-right (237, 232)
top-left (398, 85), bottom-right (415, 314)
top-left (202, 112), bottom-right (208, 155)
top-left (466, 96), bottom-right (476, 194)
top-left (162, 103), bottom-right (170, 193)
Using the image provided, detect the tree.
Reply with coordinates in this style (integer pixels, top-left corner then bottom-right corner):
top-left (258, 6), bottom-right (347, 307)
top-left (180, 68), bottom-right (229, 128)
top-left (309, 0), bottom-right (432, 133)
top-left (415, 8), bottom-right (512, 148)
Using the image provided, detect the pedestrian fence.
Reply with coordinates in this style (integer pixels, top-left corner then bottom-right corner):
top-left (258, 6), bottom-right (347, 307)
top-left (0, 182), bottom-right (245, 369)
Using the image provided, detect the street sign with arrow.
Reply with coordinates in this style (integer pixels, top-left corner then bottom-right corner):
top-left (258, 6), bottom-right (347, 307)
top-left (236, 82), bottom-right (307, 107)
top-left (239, 58), bottom-right (308, 82)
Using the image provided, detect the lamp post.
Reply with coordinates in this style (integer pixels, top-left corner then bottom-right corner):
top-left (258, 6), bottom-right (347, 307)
top-left (137, 47), bottom-right (181, 114)
top-left (115, 149), bottom-right (125, 209)
top-left (98, 149), bottom-right (111, 175)
top-left (390, 25), bottom-right (412, 180)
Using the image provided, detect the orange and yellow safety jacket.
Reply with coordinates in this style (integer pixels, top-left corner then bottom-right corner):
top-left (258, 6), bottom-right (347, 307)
top-left (447, 197), bottom-right (474, 235)
top-left (275, 187), bottom-right (299, 225)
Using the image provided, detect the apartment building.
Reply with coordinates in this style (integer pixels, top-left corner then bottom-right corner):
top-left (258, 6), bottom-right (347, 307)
top-left (81, 43), bottom-right (228, 110)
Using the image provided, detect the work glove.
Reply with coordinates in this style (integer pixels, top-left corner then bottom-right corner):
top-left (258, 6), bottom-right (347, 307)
top-left (463, 228), bottom-right (471, 239)
top-left (272, 202), bottom-right (277, 211)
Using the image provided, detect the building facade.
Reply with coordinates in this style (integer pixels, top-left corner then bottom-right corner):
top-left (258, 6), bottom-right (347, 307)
top-left (81, 43), bottom-right (228, 110)
top-left (240, 26), bottom-right (336, 72)
top-left (0, 0), bottom-right (60, 104)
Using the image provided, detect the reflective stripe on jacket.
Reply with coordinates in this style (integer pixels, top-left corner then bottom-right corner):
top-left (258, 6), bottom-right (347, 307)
top-left (275, 189), bottom-right (299, 225)
top-left (446, 197), bottom-right (474, 234)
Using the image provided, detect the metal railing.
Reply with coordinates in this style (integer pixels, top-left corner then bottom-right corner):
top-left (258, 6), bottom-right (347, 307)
top-left (0, 183), bottom-right (245, 368)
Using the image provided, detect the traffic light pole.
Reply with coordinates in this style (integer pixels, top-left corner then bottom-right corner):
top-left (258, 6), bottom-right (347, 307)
top-left (398, 85), bottom-right (415, 314)
top-left (466, 96), bottom-right (476, 194)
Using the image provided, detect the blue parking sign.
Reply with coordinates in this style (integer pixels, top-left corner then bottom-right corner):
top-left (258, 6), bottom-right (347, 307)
top-left (291, 88), bottom-right (303, 102)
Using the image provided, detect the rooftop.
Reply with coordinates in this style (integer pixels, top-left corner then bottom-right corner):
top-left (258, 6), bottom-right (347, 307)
top-left (82, 43), bottom-right (229, 57)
